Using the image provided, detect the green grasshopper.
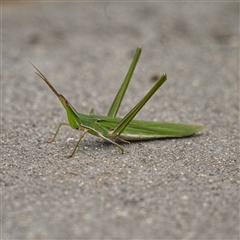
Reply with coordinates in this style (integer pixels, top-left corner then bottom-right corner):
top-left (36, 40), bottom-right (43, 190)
top-left (30, 47), bottom-right (204, 158)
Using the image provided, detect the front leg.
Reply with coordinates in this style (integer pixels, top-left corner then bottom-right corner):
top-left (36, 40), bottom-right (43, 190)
top-left (45, 122), bottom-right (69, 143)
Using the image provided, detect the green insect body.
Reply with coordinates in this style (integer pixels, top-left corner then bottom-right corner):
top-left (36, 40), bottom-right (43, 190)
top-left (31, 47), bottom-right (204, 157)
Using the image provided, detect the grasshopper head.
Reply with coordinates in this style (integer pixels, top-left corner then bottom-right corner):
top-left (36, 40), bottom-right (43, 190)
top-left (30, 62), bottom-right (81, 130)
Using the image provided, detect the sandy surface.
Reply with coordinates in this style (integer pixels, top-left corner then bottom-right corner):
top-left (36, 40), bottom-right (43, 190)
top-left (1, 2), bottom-right (239, 239)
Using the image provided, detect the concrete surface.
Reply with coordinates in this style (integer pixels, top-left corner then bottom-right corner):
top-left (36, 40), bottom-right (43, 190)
top-left (1, 2), bottom-right (239, 239)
